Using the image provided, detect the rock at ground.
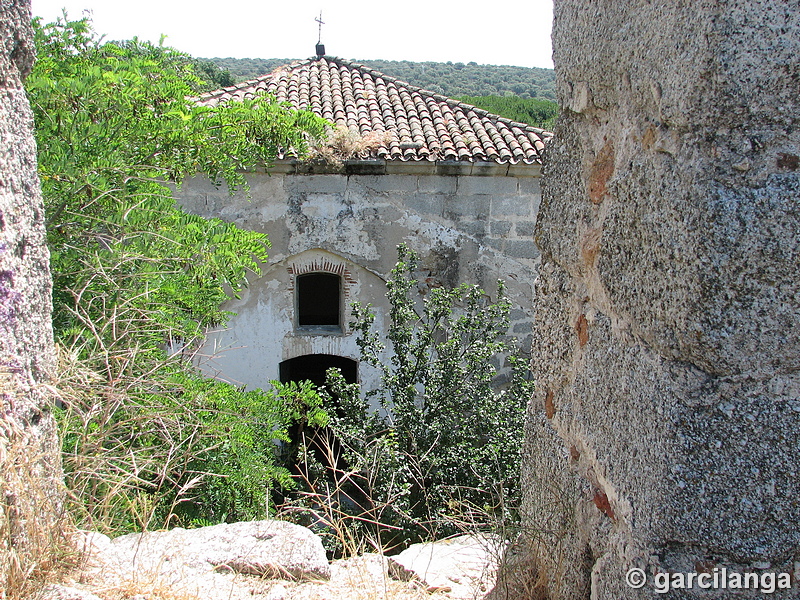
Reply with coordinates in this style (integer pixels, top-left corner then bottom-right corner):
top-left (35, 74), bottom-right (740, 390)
top-left (289, 552), bottom-right (430, 600)
top-left (75, 520), bottom-right (329, 600)
top-left (264, 583), bottom-right (288, 600)
top-left (34, 584), bottom-right (103, 600)
top-left (72, 530), bottom-right (112, 556)
top-left (109, 520), bottom-right (330, 581)
top-left (58, 533), bottom-right (462, 600)
top-left (388, 535), bottom-right (505, 599)
top-left (330, 552), bottom-right (389, 586)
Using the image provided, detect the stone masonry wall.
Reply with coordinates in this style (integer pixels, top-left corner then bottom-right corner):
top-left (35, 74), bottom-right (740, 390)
top-left (0, 0), bottom-right (62, 592)
top-left (518, 2), bottom-right (800, 599)
top-left (180, 171), bottom-right (541, 283)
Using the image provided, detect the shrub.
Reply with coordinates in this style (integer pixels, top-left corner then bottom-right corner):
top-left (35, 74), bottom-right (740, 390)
top-left (57, 363), bottom-right (328, 533)
top-left (321, 245), bottom-right (533, 547)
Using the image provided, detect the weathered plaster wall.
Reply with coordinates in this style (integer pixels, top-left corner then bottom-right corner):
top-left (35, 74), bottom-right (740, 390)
top-left (178, 171), bottom-right (541, 391)
top-left (0, 0), bottom-right (61, 590)
top-left (195, 248), bottom-right (386, 391)
top-left (518, 2), bottom-right (800, 599)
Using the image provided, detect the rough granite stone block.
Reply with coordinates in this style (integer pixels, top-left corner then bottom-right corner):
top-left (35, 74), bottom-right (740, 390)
top-left (418, 175), bottom-right (457, 195)
top-left (490, 196), bottom-right (531, 217)
top-left (503, 240), bottom-right (539, 260)
top-left (513, 321), bottom-right (533, 334)
top-left (509, 2), bottom-right (800, 600)
top-left (284, 174), bottom-right (348, 194)
top-left (490, 221), bottom-right (512, 235)
top-left (461, 220), bottom-right (487, 238)
top-left (404, 193), bottom-right (446, 217)
top-left (514, 221), bottom-right (536, 237)
top-left (443, 195), bottom-right (490, 218)
top-left (509, 308), bottom-right (527, 321)
top-left (353, 174), bottom-right (419, 194)
top-left (518, 177), bottom-right (542, 196)
top-left (0, 2), bottom-right (62, 591)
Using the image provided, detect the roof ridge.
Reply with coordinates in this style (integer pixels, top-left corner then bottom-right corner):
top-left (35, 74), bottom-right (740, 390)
top-left (196, 58), bottom-right (315, 103)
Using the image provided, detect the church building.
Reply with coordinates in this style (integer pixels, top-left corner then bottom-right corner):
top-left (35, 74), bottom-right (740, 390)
top-left (176, 52), bottom-right (550, 394)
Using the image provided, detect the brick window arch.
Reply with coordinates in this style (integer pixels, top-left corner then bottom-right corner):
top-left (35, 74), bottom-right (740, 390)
top-left (287, 255), bottom-right (355, 335)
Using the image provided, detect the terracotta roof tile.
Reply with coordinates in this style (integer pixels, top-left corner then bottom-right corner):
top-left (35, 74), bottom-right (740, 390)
top-left (197, 56), bottom-right (553, 164)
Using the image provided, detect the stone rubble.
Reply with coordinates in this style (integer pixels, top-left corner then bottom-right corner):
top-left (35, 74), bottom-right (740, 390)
top-left (64, 520), bottom-right (330, 600)
top-left (37, 522), bottom-right (505, 600)
top-left (388, 535), bottom-right (505, 599)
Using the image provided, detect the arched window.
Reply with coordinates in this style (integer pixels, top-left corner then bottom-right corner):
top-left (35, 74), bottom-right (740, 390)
top-left (296, 272), bottom-right (341, 332)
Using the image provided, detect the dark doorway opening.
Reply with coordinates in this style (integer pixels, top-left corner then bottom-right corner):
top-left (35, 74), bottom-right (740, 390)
top-left (297, 273), bottom-right (341, 330)
top-left (278, 354), bottom-right (366, 528)
top-left (279, 353), bottom-right (356, 388)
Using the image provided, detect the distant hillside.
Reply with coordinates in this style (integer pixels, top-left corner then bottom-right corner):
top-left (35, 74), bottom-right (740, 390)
top-left (456, 95), bottom-right (558, 130)
top-left (203, 57), bottom-right (556, 101)
top-left (205, 58), bottom-right (294, 82)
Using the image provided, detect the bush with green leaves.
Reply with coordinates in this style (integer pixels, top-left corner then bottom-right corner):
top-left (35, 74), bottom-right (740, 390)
top-left (28, 16), bottom-right (330, 533)
top-left (58, 370), bottom-right (328, 532)
top-left (325, 245), bottom-right (533, 546)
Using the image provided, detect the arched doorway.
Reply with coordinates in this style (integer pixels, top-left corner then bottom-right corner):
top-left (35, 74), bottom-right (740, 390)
top-left (278, 354), bottom-right (365, 520)
top-left (279, 354), bottom-right (356, 389)
top-left (278, 354), bottom-right (357, 465)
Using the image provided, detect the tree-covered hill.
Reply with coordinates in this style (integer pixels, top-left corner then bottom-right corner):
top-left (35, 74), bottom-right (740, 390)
top-left (203, 57), bottom-right (556, 101)
top-left (204, 58), bottom-right (295, 82)
top-left (455, 95), bottom-right (558, 130)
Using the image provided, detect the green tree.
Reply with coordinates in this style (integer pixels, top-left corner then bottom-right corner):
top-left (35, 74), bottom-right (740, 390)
top-left (324, 245), bottom-right (532, 546)
top-left (30, 14), bottom-right (328, 367)
top-left (204, 57), bottom-right (557, 100)
top-left (192, 58), bottom-right (236, 91)
top-left (28, 15), bottom-right (329, 532)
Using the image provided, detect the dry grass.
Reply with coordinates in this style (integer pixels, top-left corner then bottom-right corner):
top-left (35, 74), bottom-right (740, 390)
top-left (0, 363), bottom-right (73, 600)
top-left (308, 125), bottom-right (396, 167)
top-left (275, 429), bottom-right (411, 561)
top-left (1, 355), bottom-right (527, 600)
top-left (53, 344), bottom-right (221, 536)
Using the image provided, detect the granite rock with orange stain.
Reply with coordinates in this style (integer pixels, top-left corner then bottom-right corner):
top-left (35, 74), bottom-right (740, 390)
top-left (587, 141), bottom-right (614, 204)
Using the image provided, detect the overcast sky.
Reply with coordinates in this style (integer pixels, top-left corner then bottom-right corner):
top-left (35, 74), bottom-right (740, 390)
top-left (30, 0), bottom-right (554, 69)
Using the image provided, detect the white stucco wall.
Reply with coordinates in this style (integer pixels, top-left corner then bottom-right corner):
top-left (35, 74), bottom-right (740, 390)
top-left (195, 248), bottom-right (387, 392)
top-left (177, 165), bottom-right (541, 394)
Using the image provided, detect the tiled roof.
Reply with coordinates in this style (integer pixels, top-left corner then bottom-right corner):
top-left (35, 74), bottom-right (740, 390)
top-left (197, 56), bottom-right (552, 165)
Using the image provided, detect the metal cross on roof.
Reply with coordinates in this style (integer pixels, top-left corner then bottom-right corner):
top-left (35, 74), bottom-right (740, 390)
top-left (315, 11), bottom-right (324, 44)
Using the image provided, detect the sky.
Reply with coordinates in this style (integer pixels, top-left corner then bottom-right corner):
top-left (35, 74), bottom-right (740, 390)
top-left (30, 0), bottom-right (554, 69)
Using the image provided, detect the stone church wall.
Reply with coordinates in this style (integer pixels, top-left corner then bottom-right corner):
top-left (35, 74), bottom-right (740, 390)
top-left (0, 0), bottom-right (62, 591)
top-left (178, 170), bottom-right (541, 391)
top-left (516, 1), bottom-right (800, 598)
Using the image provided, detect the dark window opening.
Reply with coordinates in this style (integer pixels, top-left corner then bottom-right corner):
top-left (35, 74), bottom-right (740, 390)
top-left (297, 272), bottom-right (341, 330)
